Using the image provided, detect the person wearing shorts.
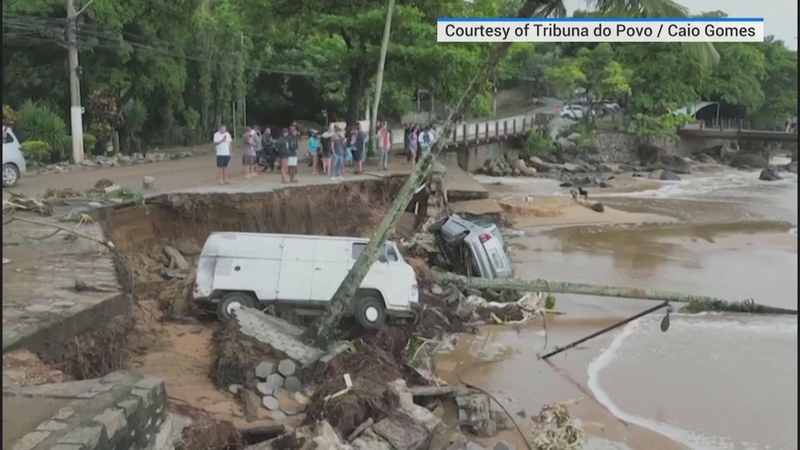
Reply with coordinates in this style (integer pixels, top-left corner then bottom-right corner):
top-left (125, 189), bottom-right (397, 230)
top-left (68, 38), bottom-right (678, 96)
top-left (320, 129), bottom-right (333, 175)
top-left (287, 125), bottom-right (299, 182)
top-left (213, 123), bottom-right (232, 185)
top-left (241, 127), bottom-right (256, 178)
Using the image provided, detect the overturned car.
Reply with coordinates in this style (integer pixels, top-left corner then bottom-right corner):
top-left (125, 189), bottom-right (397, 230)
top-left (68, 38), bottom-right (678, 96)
top-left (428, 215), bottom-right (512, 279)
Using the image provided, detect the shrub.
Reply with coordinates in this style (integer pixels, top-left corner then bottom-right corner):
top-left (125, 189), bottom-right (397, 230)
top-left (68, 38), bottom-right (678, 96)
top-left (15, 100), bottom-right (70, 160)
top-left (83, 132), bottom-right (98, 154)
top-left (20, 140), bottom-right (52, 164)
top-left (3, 104), bottom-right (16, 124)
top-left (524, 129), bottom-right (557, 157)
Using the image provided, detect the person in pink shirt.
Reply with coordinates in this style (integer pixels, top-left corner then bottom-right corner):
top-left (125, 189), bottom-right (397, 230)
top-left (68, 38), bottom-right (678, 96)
top-left (377, 120), bottom-right (390, 170)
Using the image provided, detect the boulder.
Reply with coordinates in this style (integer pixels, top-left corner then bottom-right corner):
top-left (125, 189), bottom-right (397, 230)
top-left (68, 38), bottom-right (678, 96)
top-left (697, 154), bottom-right (717, 164)
top-left (562, 162), bottom-right (582, 173)
top-left (759, 168), bottom-right (782, 181)
top-left (784, 161), bottom-right (798, 174)
top-left (654, 154), bottom-right (692, 174)
top-left (527, 156), bottom-right (552, 172)
top-left (658, 170), bottom-right (681, 181)
top-left (519, 166), bottom-right (537, 177)
top-left (729, 153), bottom-right (768, 169)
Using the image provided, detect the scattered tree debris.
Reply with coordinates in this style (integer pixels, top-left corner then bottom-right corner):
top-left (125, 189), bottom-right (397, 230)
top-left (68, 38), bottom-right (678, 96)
top-left (530, 403), bottom-right (586, 450)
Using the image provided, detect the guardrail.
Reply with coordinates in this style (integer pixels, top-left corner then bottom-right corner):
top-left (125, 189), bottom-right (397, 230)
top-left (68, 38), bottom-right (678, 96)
top-left (389, 115), bottom-right (541, 149)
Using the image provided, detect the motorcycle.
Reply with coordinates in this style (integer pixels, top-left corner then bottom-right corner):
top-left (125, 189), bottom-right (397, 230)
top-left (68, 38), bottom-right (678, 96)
top-left (257, 140), bottom-right (278, 172)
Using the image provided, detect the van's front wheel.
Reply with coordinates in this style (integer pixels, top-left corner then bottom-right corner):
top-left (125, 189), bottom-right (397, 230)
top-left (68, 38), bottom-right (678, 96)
top-left (354, 297), bottom-right (386, 330)
top-left (217, 292), bottom-right (256, 320)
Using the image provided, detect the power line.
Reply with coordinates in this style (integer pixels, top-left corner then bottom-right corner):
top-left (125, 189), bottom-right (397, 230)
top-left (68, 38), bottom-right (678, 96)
top-left (3, 13), bottom-right (334, 77)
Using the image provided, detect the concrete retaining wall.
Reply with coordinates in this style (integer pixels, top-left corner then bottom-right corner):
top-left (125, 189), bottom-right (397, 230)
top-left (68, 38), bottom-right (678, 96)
top-left (5, 371), bottom-right (170, 450)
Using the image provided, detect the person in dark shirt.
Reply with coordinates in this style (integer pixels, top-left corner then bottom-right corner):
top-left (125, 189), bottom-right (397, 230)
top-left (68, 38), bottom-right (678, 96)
top-left (320, 128), bottom-right (333, 175)
top-left (351, 123), bottom-right (367, 174)
top-left (276, 128), bottom-right (290, 184)
top-left (287, 125), bottom-right (300, 183)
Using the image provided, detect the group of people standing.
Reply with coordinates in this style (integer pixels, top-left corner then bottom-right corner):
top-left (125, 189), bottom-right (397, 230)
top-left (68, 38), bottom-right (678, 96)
top-left (213, 123), bottom-right (300, 185)
top-left (404, 124), bottom-right (436, 170)
top-left (212, 119), bottom-right (437, 184)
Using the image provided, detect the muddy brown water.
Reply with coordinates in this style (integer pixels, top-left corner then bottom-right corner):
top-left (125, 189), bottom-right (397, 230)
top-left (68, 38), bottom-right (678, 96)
top-left (437, 169), bottom-right (797, 450)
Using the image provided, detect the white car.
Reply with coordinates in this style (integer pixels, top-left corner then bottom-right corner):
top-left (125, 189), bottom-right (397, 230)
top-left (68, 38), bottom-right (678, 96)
top-left (2, 126), bottom-right (27, 187)
top-left (602, 102), bottom-right (620, 112)
top-left (561, 104), bottom-right (586, 119)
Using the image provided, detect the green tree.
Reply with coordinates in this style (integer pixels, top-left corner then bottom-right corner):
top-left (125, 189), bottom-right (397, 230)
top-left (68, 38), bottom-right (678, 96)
top-left (750, 37), bottom-right (798, 129)
top-left (701, 42), bottom-right (766, 114)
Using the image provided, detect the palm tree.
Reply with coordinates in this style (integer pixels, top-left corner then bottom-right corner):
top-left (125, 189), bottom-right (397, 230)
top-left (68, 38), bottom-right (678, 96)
top-left (301, 0), bottom-right (718, 347)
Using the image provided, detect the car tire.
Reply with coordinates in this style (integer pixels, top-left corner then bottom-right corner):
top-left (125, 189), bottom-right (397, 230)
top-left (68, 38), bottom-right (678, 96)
top-left (2, 163), bottom-right (20, 187)
top-left (427, 217), bottom-right (448, 233)
top-left (354, 296), bottom-right (386, 330)
top-left (217, 292), bottom-right (257, 320)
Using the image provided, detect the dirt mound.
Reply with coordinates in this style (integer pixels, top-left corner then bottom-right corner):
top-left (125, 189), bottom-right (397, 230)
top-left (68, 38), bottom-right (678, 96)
top-left (38, 314), bottom-right (136, 380)
top-left (210, 319), bottom-right (262, 390)
top-left (182, 419), bottom-right (243, 450)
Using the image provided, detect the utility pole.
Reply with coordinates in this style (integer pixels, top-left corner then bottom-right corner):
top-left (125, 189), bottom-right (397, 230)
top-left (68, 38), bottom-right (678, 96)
top-left (369, 0), bottom-right (395, 157)
top-left (66, 0), bottom-right (85, 164)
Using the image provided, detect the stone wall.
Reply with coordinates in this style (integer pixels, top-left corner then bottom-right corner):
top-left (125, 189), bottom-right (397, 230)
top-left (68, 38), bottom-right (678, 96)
top-left (592, 131), bottom-right (684, 162)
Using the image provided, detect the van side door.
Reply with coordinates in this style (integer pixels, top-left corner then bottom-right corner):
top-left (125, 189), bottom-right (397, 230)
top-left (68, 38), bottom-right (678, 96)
top-left (277, 238), bottom-right (315, 301)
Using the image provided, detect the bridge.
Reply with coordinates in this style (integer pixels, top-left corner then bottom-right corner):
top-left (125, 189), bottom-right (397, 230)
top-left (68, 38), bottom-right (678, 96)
top-left (388, 115), bottom-right (539, 150)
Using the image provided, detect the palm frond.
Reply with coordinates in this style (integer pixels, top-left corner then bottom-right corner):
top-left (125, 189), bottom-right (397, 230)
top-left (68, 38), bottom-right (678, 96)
top-left (592, 0), bottom-right (720, 66)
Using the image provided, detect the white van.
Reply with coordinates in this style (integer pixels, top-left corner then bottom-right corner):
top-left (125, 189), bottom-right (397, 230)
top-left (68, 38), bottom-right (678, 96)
top-left (193, 232), bottom-right (420, 329)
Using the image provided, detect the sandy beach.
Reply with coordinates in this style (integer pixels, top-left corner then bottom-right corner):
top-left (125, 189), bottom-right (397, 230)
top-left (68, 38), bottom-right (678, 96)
top-left (436, 165), bottom-right (798, 450)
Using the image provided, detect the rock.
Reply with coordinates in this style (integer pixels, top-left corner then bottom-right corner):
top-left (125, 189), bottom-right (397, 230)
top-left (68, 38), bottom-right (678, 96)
top-left (559, 181), bottom-right (574, 188)
top-left (729, 153), bottom-right (768, 169)
top-left (567, 132), bottom-right (582, 142)
top-left (142, 176), bottom-right (154, 190)
top-left (174, 237), bottom-right (201, 256)
top-left (519, 166), bottom-right (537, 177)
top-left (759, 168), bottom-right (782, 181)
top-left (658, 170), bottom-right (681, 181)
top-left (163, 245), bottom-right (190, 271)
top-left (431, 284), bottom-right (444, 295)
top-left (275, 390), bottom-right (305, 415)
top-left (511, 159), bottom-right (527, 171)
top-left (241, 390), bottom-right (262, 422)
top-left (277, 359), bottom-right (297, 377)
top-left (562, 162), bottom-right (581, 173)
top-left (229, 384), bottom-right (243, 394)
top-left (262, 395), bottom-right (280, 411)
top-left (104, 184), bottom-right (122, 194)
top-left (526, 156), bottom-right (547, 172)
top-left (455, 393), bottom-right (497, 437)
top-left (784, 161), bottom-right (798, 174)
top-left (698, 154), bottom-right (717, 164)
top-left (255, 362), bottom-right (275, 379)
top-left (488, 441), bottom-right (515, 450)
top-left (351, 428), bottom-right (392, 450)
top-left (312, 421), bottom-right (348, 449)
top-left (556, 137), bottom-right (575, 151)
top-left (655, 154), bottom-right (692, 174)
top-left (590, 203), bottom-right (604, 213)
top-left (373, 415), bottom-right (428, 450)
top-left (265, 373), bottom-right (285, 389)
top-left (618, 164), bottom-right (638, 172)
top-left (598, 163), bottom-right (613, 173)
top-left (256, 382), bottom-right (274, 396)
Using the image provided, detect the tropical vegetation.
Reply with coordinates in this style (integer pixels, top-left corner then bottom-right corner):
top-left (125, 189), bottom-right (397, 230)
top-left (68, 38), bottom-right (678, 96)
top-left (2, 0), bottom-right (797, 163)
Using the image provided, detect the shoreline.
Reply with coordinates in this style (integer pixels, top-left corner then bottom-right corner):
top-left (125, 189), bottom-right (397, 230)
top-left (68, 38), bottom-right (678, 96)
top-left (433, 172), bottom-right (797, 450)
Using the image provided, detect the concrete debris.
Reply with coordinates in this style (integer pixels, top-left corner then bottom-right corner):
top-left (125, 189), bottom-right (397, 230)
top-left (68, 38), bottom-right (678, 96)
top-left (372, 415), bottom-right (429, 450)
top-left (256, 382), bottom-right (274, 396)
top-left (255, 361), bottom-right (276, 379)
top-left (284, 375), bottom-right (302, 393)
top-left (312, 420), bottom-right (352, 450)
top-left (277, 359), bottom-right (297, 377)
top-left (163, 245), bottom-right (190, 271)
top-left (265, 373), bottom-right (284, 389)
top-left (262, 396), bottom-right (280, 411)
top-left (456, 393), bottom-right (498, 437)
top-left (347, 418), bottom-right (374, 442)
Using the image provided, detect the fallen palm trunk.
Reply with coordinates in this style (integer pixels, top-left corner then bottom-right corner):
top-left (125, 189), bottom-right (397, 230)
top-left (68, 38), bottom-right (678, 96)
top-left (434, 271), bottom-right (798, 316)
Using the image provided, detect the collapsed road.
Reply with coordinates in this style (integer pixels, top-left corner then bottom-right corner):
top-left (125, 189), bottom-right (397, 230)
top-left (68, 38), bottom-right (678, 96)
top-left (3, 172), bottom-right (794, 450)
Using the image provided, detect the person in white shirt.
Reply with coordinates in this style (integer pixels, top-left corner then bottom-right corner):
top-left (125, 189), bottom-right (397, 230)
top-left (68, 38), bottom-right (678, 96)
top-left (213, 123), bottom-right (233, 185)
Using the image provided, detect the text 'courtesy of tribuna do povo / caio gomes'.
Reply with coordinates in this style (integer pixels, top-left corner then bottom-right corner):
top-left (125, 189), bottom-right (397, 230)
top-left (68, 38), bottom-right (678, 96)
top-left (436, 18), bottom-right (765, 43)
